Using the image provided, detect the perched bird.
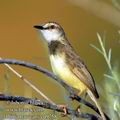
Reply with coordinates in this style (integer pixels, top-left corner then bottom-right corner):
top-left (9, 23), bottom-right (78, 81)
top-left (34, 22), bottom-right (106, 120)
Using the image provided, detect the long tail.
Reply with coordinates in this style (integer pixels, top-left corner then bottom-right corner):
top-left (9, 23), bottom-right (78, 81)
top-left (87, 89), bottom-right (106, 120)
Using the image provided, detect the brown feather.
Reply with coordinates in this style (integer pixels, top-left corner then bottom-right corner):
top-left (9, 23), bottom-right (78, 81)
top-left (48, 39), bottom-right (99, 98)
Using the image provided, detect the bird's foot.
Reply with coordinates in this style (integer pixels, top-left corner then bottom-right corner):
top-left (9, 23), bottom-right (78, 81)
top-left (69, 93), bottom-right (77, 101)
top-left (57, 104), bottom-right (67, 117)
top-left (75, 105), bottom-right (82, 114)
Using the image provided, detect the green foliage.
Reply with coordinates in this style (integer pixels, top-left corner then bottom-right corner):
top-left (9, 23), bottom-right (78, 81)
top-left (111, 0), bottom-right (120, 11)
top-left (91, 33), bottom-right (120, 120)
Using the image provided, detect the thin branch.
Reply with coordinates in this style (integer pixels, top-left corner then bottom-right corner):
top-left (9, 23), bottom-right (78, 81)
top-left (0, 94), bottom-right (99, 120)
top-left (0, 57), bottom-right (56, 105)
top-left (0, 59), bottom-right (110, 119)
top-left (0, 59), bottom-right (75, 94)
top-left (70, 94), bottom-right (110, 120)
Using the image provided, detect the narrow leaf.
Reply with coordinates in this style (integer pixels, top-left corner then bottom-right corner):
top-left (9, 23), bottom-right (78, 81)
top-left (97, 33), bottom-right (103, 45)
top-left (109, 92), bottom-right (120, 97)
top-left (104, 74), bottom-right (114, 80)
top-left (90, 44), bottom-right (103, 55)
top-left (103, 31), bottom-right (106, 47)
top-left (108, 48), bottom-right (112, 63)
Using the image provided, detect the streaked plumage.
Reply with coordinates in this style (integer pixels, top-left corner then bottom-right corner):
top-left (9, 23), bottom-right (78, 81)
top-left (48, 40), bottom-right (99, 98)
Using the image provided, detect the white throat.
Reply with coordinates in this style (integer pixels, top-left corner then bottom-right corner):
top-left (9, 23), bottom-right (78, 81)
top-left (41, 30), bottom-right (62, 43)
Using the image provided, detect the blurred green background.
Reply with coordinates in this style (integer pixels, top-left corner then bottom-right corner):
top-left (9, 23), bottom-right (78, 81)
top-left (0, 0), bottom-right (120, 119)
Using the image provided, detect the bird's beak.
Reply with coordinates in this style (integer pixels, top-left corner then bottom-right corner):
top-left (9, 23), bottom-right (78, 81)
top-left (33, 25), bottom-right (44, 30)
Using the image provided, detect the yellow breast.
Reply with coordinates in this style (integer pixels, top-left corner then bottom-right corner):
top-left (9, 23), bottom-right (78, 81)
top-left (50, 55), bottom-right (87, 94)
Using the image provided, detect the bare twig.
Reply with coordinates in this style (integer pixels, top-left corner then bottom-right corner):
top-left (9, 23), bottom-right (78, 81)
top-left (0, 59), bottom-right (110, 119)
top-left (0, 94), bottom-right (99, 120)
top-left (0, 57), bottom-right (56, 105)
top-left (70, 94), bottom-right (110, 120)
top-left (0, 59), bottom-right (74, 94)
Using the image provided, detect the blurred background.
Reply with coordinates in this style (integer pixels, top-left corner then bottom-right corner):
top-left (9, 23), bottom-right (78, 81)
top-left (0, 0), bottom-right (120, 119)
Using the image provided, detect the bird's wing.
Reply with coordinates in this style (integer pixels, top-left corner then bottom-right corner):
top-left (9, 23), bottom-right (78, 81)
top-left (72, 64), bottom-right (99, 98)
top-left (65, 44), bottom-right (99, 98)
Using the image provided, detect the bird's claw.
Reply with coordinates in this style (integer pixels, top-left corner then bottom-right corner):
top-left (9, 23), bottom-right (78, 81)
top-left (57, 104), bottom-right (67, 117)
top-left (75, 105), bottom-right (81, 113)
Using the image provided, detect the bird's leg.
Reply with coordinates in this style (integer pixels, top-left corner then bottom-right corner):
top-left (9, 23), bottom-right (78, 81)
top-left (84, 92), bottom-right (88, 99)
top-left (57, 104), bottom-right (68, 117)
top-left (70, 90), bottom-right (84, 113)
top-left (76, 92), bottom-right (88, 113)
top-left (69, 94), bottom-right (83, 114)
top-left (70, 90), bottom-right (81, 100)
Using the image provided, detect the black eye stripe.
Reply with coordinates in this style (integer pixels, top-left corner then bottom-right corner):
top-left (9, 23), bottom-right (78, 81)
top-left (51, 25), bottom-right (55, 29)
top-left (44, 25), bottom-right (56, 30)
top-left (46, 25), bottom-right (55, 29)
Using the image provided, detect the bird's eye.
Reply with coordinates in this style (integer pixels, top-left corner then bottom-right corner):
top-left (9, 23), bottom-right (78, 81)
top-left (50, 25), bottom-right (55, 29)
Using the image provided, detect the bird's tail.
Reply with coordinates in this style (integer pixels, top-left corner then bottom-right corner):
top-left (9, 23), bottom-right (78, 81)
top-left (87, 89), bottom-right (106, 120)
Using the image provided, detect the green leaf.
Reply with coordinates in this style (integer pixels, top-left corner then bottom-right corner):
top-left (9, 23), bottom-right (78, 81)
top-left (102, 31), bottom-right (107, 47)
top-left (97, 33), bottom-right (103, 45)
top-left (90, 44), bottom-right (103, 55)
top-left (104, 74), bottom-right (114, 80)
top-left (108, 48), bottom-right (112, 63)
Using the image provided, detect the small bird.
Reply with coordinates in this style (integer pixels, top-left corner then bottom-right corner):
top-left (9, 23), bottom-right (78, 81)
top-left (34, 22), bottom-right (106, 120)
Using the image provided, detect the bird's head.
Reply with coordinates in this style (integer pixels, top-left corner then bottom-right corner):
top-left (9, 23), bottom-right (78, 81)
top-left (34, 22), bottom-right (65, 43)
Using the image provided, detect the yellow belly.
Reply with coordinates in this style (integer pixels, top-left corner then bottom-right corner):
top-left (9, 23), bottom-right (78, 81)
top-left (50, 55), bottom-right (87, 94)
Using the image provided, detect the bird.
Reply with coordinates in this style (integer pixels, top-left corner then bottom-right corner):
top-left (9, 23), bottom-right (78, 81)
top-left (34, 22), bottom-right (106, 120)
